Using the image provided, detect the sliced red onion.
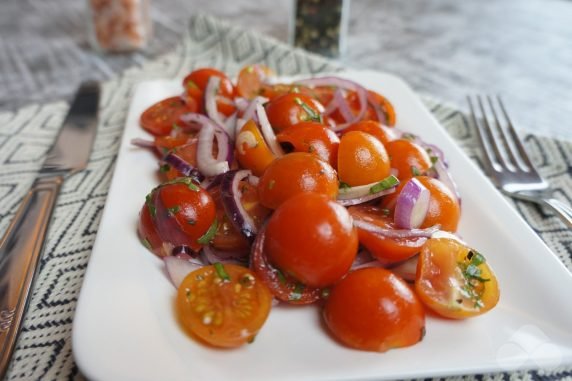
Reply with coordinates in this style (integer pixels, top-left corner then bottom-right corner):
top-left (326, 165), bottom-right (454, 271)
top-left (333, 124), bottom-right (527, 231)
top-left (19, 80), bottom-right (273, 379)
top-left (386, 254), bottom-right (419, 282)
top-left (433, 159), bottom-right (461, 205)
top-left (367, 92), bottom-right (387, 125)
top-left (394, 178), bottom-right (430, 229)
top-left (256, 103), bottom-right (284, 157)
top-left (172, 245), bottom-right (204, 263)
top-left (350, 250), bottom-right (377, 269)
top-left (224, 112), bottom-right (238, 139)
top-left (241, 96), bottom-right (268, 123)
top-left (221, 169), bottom-right (258, 240)
top-left (131, 138), bottom-right (155, 149)
top-left (196, 122), bottom-right (230, 177)
top-left (323, 88), bottom-right (341, 115)
top-left (205, 76), bottom-right (226, 127)
top-left (163, 152), bottom-right (204, 183)
top-left (234, 97), bottom-right (250, 112)
top-left (164, 256), bottom-right (203, 288)
top-left (353, 219), bottom-right (441, 239)
top-left (153, 190), bottom-right (194, 247)
top-left (201, 245), bottom-right (249, 266)
top-left (333, 88), bottom-right (354, 122)
top-left (247, 174), bottom-right (260, 186)
top-left (337, 176), bottom-right (399, 206)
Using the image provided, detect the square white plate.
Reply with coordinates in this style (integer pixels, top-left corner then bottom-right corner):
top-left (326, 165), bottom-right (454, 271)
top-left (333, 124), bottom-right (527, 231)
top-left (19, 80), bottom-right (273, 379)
top-left (73, 70), bottom-right (572, 381)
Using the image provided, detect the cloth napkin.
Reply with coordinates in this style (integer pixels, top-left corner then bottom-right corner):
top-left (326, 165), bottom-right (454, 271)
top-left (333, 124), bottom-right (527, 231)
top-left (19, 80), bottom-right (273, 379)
top-left (0, 13), bottom-right (570, 381)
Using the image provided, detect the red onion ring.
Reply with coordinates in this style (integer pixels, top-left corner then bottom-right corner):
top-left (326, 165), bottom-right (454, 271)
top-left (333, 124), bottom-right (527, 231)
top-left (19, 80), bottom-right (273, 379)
top-left (162, 151), bottom-right (204, 183)
top-left (394, 178), bottom-right (430, 229)
top-left (337, 177), bottom-right (399, 206)
top-left (201, 245), bottom-right (249, 266)
top-left (205, 76), bottom-right (226, 128)
top-left (152, 189), bottom-right (195, 247)
top-left (256, 103), bottom-right (284, 157)
top-left (131, 138), bottom-right (155, 149)
top-left (221, 169), bottom-right (258, 240)
top-left (163, 256), bottom-right (203, 288)
top-left (353, 219), bottom-right (441, 239)
top-left (333, 88), bottom-right (354, 122)
top-left (433, 159), bottom-right (461, 205)
top-left (386, 254), bottom-right (419, 282)
top-left (367, 92), bottom-right (387, 125)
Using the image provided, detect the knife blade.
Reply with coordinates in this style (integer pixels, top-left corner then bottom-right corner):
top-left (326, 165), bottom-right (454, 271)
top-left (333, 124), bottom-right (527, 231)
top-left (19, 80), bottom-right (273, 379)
top-left (0, 82), bottom-right (100, 378)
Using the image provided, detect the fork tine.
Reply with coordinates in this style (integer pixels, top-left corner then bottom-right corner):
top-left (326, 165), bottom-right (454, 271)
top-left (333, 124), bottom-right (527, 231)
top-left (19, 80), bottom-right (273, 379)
top-left (496, 96), bottom-right (536, 171)
top-left (486, 95), bottom-right (519, 171)
top-left (467, 96), bottom-right (499, 175)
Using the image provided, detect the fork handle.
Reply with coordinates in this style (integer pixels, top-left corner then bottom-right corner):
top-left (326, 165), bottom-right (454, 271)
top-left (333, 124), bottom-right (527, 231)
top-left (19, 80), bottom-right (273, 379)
top-left (542, 198), bottom-right (572, 229)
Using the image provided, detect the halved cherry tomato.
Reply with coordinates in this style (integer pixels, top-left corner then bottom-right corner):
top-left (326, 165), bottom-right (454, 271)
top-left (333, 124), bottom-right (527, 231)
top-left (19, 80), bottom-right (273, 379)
top-left (140, 97), bottom-right (196, 136)
top-left (251, 228), bottom-right (322, 304)
top-left (264, 192), bottom-right (358, 288)
top-left (348, 205), bottom-right (427, 263)
top-left (323, 267), bottom-right (425, 352)
top-left (257, 152), bottom-right (338, 209)
top-left (341, 120), bottom-right (395, 147)
top-left (276, 121), bottom-right (340, 168)
top-left (381, 176), bottom-right (460, 232)
top-left (415, 238), bottom-right (500, 319)
top-left (152, 179), bottom-right (217, 252)
top-left (177, 263), bottom-right (272, 347)
top-left (235, 119), bottom-right (276, 176)
top-left (265, 93), bottom-right (325, 132)
top-left (236, 64), bottom-right (274, 99)
top-left (182, 68), bottom-right (235, 114)
top-left (386, 139), bottom-right (432, 181)
top-left (338, 131), bottom-right (391, 186)
top-left (364, 90), bottom-right (397, 126)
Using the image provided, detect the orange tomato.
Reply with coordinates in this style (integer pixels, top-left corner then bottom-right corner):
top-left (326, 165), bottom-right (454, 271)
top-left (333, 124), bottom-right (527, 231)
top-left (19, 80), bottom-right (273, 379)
top-left (415, 238), bottom-right (500, 319)
top-left (236, 64), bottom-right (274, 99)
top-left (235, 119), bottom-right (276, 176)
top-left (338, 131), bottom-right (391, 186)
top-left (257, 152), bottom-right (338, 209)
top-left (386, 139), bottom-right (432, 181)
top-left (276, 121), bottom-right (340, 168)
top-left (177, 264), bottom-right (272, 347)
top-left (264, 192), bottom-right (358, 288)
top-left (323, 267), bottom-right (425, 352)
top-left (341, 120), bottom-right (395, 147)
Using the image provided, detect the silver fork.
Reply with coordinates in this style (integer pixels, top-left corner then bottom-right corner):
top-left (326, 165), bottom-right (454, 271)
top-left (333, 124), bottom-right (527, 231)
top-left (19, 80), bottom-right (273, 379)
top-left (467, 95), bottom-right (572, 229)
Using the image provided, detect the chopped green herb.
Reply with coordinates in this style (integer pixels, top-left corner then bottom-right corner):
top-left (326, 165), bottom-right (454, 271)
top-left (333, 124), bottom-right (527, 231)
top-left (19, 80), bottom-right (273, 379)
top-left (402, 133), bottom-right (417, 141)
top-left (141, 238), bottom-right (152, 250)
top-left (172, 123), bottom-right (181, 131)
top-left (369, 175), bottom-right (399, 194)
top-left (430, 156), bottom-right (439, 165)
top-left (213, 262), bottom-right (231, 281)
top-left (145, 193), bottom-right (156, 218)
top-left (381, 208), bottom-right (390, 216)
top-left (294, 97), bottom-right (321, 122)
top-left (167, 205), bottom-right (180, 216)
top-left (246, 66), bottom-right (254, 73)
top-left (411, 166), bottom-right (421, 176)
top-left (187, 218), bottom-right (196, 225)
top-left (268, 179), bottom-right (276, 190)
top-left (291, 86), bottom-right (300, 93)
top-left (339, 181), bottom-right (351, 191)
top-left (160, 164), bottom-right (171, 173)
top-left (289, 283), bottom-right (305, 301)
top-left (468, 250), bottom-right (486, 266)
top-left (275, 269), bottom-right (287, 284)
top-left (187, 80), bottom-right (199, 89)
top-left (197, 218), bottom-right (218, 245)
top-left (160, 177), bottom-right (199, 191)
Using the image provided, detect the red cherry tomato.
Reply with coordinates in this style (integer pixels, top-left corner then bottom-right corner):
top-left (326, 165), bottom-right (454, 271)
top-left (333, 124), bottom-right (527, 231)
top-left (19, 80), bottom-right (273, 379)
top-left (137, 203), bottom-right (164, 257)
top-left (257, 152), bottom-right (338, 209)
top-left (338, 131), bottom-right (391, 186)
top-left (161, 140), bottom-right (199, 181)
top-left (140, 97), bottom-right (197, 136)
top-left (182, 68), bottom-right (235, 114)
top-left (386, 139), bottom-right (432, 181)
top-left (323, 267), bottom-right (425, 352)
top-left (276, 121), bottom-right (340, 168)
top-left (265, 93), bottom-right (325, 132)
top-left (177, 264), bottom-right (272, 347)
top-left (264, 192), bottom-right (358, 288)
top-left (251, 228), bottom-right (322, 304)
top-left (236, 64), bottom-right (274, 99)
top-left (348, 205), bottom-right (427, 264)
top-left (416, 238), bottom-right (500, 319)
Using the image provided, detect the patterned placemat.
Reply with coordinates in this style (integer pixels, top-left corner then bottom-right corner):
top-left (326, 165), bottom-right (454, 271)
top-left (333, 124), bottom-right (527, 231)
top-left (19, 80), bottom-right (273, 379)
top-left (0, 13), bottom-right (570, 381)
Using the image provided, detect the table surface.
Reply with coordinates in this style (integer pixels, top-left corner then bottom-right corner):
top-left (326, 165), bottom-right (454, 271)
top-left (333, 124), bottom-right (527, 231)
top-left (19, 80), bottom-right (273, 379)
top-left (1, 0), bottom-right (571, 141)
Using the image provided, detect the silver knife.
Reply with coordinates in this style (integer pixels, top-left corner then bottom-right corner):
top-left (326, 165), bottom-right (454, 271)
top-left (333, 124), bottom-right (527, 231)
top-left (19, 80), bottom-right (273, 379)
top-left (0, 82), bottom-right (100, 377)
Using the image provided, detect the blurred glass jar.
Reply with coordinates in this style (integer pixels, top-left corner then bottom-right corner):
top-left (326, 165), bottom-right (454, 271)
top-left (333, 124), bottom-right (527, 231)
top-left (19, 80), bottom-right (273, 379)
top-left (87, 0), bottom-right (152, 53)
top-left (290, 0), bottom-right (349, 58)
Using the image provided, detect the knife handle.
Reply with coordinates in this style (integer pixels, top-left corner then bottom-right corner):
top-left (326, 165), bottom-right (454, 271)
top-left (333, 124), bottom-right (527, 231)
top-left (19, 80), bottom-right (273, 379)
top-left (0, 175), bottom-right (63, 378)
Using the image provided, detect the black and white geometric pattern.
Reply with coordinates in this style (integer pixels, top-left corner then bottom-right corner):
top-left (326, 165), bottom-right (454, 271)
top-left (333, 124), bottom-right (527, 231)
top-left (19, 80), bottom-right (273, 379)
top-left (0, 14), bottom-right (570, 381)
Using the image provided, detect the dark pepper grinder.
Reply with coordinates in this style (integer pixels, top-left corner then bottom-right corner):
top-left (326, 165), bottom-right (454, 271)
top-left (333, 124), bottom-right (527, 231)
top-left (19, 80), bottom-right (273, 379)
top-left (290, 0), bottom-right (350, 58)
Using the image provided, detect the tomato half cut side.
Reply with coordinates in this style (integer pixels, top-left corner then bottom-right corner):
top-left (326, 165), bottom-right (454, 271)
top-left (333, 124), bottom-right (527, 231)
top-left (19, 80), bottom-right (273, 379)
top-left (251, 228), bottom-right (322, 305)
top-left (415, 238), bottom-right (500, 319)
top-left (177, 263), bottom-right (272, 348)
top-left (140, 97), bottom-right (196, 136)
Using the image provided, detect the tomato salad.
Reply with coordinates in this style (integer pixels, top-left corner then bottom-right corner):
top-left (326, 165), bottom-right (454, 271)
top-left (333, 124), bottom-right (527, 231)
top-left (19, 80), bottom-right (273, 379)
top-left (134, 65), bottom-right (500, 351)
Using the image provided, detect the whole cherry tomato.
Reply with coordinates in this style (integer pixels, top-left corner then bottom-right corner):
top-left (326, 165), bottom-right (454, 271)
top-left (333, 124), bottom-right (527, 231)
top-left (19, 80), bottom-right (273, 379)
top-left (276, 121), bottom-right (340, 168)
top-left (416, 238), bottom-right (500, 319)
top-left (146, 178), bottom-right (217, 253)
top-left (265, 93), bottom-right (325, 132)
top-left (235, 119), bottom-right (276, 176)
top-left (264, 192), bottom-right (358, 288)
top-left (140, 97), bottom-right (197, 136)
top-left (386, 139), bottom-right (432, 181)
top-left (348, 205), bottom-right (427, 264)
top-left (137, 203), bottom-right (164, 257)
top-left (182, 68), bottom-right (235, 114)
top-left (323, 267), bottom-right (425, 352)
top-left (177, 263), bottom-right (272, 347)
top-left (257, 152), bottom-right (338, 209)
top-left (341, 120), bottom-right (396, 147)
top-left (338, 131), bottom-right (391, 186)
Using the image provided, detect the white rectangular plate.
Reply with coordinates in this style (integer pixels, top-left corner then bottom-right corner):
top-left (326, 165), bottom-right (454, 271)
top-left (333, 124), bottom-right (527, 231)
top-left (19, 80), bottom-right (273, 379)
top-left (73, 70), bottom-right (572, 381)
